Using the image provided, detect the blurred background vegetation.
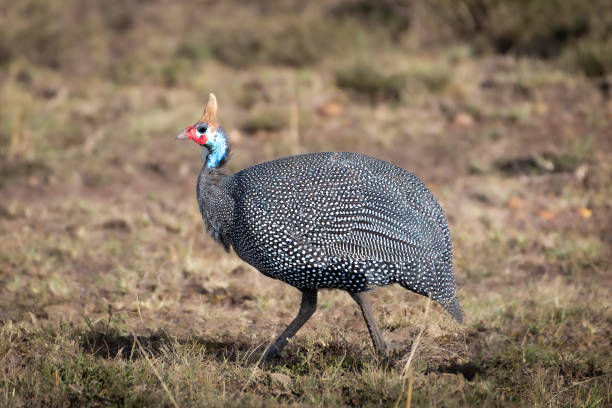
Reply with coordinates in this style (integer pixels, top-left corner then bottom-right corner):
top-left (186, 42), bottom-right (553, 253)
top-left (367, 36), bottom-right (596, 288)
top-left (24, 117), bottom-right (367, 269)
top-left (1, 0), bottom-right (611, 161)
top-left (0, 1), bottom-right (610, 407)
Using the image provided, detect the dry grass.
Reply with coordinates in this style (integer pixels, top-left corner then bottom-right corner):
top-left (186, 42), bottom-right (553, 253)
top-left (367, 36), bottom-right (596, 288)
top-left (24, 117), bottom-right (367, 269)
top-left (1, 1), bottom-right (611, 407)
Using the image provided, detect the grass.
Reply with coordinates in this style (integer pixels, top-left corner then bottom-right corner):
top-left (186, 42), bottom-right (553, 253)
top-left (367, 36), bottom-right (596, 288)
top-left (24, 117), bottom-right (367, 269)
top-left (336, 64), bottom-right (407, 104)
top-left (1, 280), bottom-right (609, 407)
top-left (1, 0), bottom-right (611, 406)
top-left (424, 0), bottom-right (612, 76)
top-left (240, 110), bottom-right (288, 134)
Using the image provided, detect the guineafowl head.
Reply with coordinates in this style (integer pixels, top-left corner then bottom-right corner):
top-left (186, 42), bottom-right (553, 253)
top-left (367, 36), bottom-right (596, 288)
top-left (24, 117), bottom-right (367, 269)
top-left (177, 93), bottom-right (229, 168)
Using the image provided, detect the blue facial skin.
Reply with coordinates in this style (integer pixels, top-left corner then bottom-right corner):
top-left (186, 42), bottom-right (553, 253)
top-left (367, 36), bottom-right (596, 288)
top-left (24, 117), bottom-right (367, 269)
top-left (203, 127), bottom-right (229, 169)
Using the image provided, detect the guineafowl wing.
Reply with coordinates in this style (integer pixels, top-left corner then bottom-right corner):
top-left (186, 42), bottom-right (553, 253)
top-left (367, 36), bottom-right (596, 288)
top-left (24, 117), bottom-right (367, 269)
top-left (301, 154), bottom-right (449, 265)
top-left (230, 152), bottom-right (449, 272)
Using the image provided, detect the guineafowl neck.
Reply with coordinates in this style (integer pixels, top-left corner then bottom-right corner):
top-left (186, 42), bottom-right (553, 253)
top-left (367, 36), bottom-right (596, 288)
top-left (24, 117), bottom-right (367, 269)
top-left (196, 165), bottom-right (234, 251)
top-left (202, 136), bottom-right (229, 169)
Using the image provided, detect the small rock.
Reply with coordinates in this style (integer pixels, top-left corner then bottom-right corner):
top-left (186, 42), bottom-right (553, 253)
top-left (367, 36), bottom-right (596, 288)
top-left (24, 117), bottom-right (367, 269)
top-left (453, 112), bottom-right (475, 127)
top-left (28, 175), bottom-right (40, 187)
top-left (574, 164), bottom-right (589, 182)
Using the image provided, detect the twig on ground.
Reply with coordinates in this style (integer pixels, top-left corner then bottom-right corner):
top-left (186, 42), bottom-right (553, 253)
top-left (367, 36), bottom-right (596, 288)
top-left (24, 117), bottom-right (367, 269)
top-left (395, 296), bottom-right (431, 408)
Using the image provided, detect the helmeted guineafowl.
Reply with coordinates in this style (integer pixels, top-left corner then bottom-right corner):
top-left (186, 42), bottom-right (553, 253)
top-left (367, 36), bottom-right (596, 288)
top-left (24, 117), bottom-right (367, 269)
top-left (177, 93), bottom-right (462, 361)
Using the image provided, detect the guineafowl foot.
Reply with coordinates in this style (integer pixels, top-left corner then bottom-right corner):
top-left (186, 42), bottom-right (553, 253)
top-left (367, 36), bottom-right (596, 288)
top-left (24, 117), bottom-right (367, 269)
top-left (381, 343), bottom-right (405, 359)
top-left (261, 346), bottom-right (281, 364)
top-left (261, 290), bottom-right (318, 363)
top-left (350, 291), bottom-right (388, 356)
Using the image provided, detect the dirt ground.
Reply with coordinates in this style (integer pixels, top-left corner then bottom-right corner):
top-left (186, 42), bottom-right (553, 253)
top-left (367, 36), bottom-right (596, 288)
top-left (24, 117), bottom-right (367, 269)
top-left (1, 1), bottom-right (611, 407)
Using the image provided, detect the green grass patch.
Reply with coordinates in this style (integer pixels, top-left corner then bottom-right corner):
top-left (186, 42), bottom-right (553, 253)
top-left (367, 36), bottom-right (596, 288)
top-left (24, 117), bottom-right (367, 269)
top-left (336, 64), bottom-right (406, 104)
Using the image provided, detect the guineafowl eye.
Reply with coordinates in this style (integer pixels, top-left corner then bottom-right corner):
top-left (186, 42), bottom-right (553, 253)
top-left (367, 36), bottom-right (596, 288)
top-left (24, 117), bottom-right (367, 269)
top-left (197, 125), bottom-right (207, 134)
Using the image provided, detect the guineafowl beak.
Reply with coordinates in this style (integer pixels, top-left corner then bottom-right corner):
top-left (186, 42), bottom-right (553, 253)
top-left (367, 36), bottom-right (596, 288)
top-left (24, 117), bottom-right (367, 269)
top-left (176, 128), bottom-right (189, 140)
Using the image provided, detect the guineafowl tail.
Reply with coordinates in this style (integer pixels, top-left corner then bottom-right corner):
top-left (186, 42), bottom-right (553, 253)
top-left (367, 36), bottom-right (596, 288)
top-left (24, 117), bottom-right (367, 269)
top-left (440, 294), bottom-right (463, 323)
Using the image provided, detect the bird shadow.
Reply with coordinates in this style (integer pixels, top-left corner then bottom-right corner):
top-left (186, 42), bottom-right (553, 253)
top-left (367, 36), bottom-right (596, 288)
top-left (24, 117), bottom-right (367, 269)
top-left (78, 325), bottom-right (480, 379)
top-left (79, 327), bottom-right (260, 364)
top-left (79, 324), bottom-right (384, 373)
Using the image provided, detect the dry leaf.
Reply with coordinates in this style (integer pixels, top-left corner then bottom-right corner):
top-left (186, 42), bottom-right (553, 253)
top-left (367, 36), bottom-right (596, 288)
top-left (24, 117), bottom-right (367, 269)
top-left (537, 210), bottom-right (556, 220)
top-left (318, 101), bottom-right (343, 117)
top-left (506, 197), bottom-right (524, 209)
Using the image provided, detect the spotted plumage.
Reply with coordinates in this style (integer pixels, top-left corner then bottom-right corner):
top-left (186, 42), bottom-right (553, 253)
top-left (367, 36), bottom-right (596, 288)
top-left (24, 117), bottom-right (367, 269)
top-left (178, 94), bottom-right (462, 360)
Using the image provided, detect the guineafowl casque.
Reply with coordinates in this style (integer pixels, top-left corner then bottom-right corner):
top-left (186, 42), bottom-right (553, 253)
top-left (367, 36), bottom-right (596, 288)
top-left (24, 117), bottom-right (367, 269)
top-left (177, 94), bottom-right (462, 361)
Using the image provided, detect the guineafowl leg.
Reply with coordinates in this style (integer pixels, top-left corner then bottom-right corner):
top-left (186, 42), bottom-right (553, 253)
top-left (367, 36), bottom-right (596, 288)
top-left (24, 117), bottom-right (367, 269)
top-left (263, 290), bottom-right (318, 361)
top-left (350, 292), bottom-right (388, 355)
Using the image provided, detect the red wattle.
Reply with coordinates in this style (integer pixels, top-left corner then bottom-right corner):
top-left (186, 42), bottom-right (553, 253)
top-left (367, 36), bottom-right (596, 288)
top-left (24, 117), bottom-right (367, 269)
top-left (185, 126), bottom-right (207, 145)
